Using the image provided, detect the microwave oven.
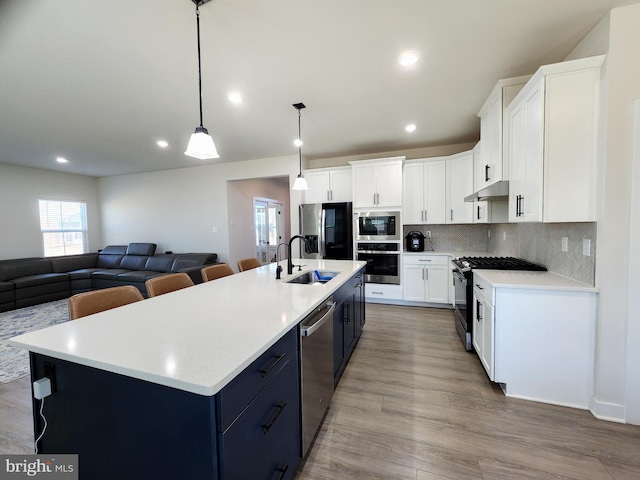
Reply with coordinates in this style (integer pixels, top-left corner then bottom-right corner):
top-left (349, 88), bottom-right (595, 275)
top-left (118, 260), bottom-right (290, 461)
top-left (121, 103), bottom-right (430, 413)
top-left (355, 211), bottom-right (400, 241)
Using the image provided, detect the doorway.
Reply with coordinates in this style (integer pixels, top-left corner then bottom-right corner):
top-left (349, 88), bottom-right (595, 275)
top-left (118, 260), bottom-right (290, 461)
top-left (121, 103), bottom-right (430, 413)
top-left (254, 198), bottom-right (285, 264)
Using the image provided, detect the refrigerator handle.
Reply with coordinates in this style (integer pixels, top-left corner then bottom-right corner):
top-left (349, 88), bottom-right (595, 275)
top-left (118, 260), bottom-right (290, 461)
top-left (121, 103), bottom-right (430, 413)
top-left (320, 208), bottom-right (326, 258)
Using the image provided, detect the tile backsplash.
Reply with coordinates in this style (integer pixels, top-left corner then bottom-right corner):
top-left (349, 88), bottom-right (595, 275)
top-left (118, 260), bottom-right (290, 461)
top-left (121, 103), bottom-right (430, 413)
top-left (404, 224), bottom-right (490, 252)
top-left (488, 222), bottom-right (596, 285)
top-left (403, 222), bottom-right (596, 285)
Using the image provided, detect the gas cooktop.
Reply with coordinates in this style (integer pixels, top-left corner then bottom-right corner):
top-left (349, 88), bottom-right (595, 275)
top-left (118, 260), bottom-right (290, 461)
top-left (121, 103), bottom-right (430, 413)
top-left (454, 256), bottom-right (547, 272)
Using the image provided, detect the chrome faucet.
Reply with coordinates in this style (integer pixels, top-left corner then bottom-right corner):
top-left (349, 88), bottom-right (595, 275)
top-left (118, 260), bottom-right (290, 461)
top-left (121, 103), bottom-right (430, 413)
top-left (287, 235), bottom-right (309, 275)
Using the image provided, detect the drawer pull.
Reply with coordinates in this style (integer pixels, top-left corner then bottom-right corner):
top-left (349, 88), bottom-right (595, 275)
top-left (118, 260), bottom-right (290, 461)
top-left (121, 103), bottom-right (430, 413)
top-left (276, 464), bottom-right (289, 480)
top-left (260, 353), bottom-right (286, 378)
top-left (263, 402), bottom-right (288, 435)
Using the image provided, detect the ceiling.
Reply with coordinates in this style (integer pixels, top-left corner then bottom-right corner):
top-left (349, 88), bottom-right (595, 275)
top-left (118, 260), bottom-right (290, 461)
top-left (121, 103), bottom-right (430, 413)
top-left (0, 0), bottom-right (635, 177)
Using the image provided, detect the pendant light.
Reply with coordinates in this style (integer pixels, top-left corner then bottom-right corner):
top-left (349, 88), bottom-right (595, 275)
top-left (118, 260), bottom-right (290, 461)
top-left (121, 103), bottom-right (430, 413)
top-left (185, 1), bottom-right (219, 159)
top-left (292, 102), bottom-right (308, 191)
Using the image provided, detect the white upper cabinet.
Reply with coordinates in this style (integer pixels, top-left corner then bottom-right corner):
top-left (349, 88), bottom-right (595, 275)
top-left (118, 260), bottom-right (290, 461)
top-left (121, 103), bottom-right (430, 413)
top-left (476, 75), bottom-right (531, 190)
top-left (303, 167), bottom-right (352, 204)
top-left (351, 157), bottom-right (404, 209)
top-left (446, 150), bottom-right (474, 224)
top-left (402, 158), bottom-right (446, 224)
top-left (507, 55), bottom-right (604, 223)
top-left (471, 142), bottom-right (489, 224)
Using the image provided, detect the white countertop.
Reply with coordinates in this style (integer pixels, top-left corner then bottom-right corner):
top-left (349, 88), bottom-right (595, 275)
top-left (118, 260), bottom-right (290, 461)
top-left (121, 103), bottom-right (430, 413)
top-left (9, 260), bottom-right (366, 396)
top-left (474, 270), bottom-right (598, 292)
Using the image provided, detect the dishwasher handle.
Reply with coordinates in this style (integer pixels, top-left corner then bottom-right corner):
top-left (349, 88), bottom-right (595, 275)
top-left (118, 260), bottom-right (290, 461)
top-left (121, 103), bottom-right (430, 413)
top-left (300, 301), bottom-right (336, 337)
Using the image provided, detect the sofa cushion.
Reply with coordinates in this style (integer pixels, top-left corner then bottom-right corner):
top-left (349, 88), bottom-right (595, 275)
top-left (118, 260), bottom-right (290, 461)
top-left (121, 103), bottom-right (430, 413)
top-left (100, 245), bottom-right (127, 255)
top-left (0, 259), bottom-right (52, 282)
top-left (119, 255), bottom-right (150, 271)
top-left (50, 254), bottom-right (98, 273)
top-left (12, 273), bottom-right (69, 288)
top-left (144, 255), bottom-right (177, 273)
top-left (171, 253), bottom-right (218, 271)
top-left (67, 268), bottom-right (103, 280)
top-left (0, 281), bottom-right (14, 292)
top-left (92, 269), bottom-right (130, 281)
top-left (117, 271), bottom-right (165, 283)
top-left (126, 243), bottom-right (157, 256)
top-left (96, 254), bottom-right (125, 269)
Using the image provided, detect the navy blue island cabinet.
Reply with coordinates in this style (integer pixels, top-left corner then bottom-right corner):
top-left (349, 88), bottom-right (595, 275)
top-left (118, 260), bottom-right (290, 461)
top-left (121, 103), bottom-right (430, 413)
top-left (29, 327), bottom-right (301, 480)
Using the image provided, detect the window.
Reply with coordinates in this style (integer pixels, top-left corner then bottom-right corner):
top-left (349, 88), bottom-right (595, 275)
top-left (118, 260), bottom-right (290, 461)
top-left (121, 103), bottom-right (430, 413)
top-left (38, 199), bottom-right (88, 257)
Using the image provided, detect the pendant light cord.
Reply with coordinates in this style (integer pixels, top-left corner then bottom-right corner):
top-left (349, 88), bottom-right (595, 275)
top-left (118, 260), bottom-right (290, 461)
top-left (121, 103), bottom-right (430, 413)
top-left (195, 5), bottom-right (204, 128)
top-left (298, 109), bottom-right (302, 173)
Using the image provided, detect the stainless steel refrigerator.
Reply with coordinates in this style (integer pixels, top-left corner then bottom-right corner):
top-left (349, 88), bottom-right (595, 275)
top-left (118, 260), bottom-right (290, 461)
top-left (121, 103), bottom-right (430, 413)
top-left (299, 202), bottom-right (353, 260)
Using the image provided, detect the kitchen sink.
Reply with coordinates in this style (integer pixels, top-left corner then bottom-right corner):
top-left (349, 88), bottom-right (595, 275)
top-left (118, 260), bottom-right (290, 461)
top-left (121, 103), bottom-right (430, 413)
top-left (286, 270), bottom-right (339, 285)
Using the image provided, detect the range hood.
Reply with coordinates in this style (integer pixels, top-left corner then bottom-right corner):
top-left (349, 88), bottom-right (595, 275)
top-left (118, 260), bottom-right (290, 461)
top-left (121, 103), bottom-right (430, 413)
top-left (464, 180), bottom-right (509, 202)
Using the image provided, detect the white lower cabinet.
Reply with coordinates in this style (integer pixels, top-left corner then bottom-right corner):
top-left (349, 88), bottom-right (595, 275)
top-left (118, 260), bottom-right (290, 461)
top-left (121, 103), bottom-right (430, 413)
top-left (365, 283), bottom-right (403, 302)
top-left (473, 272), bottom-right (596, 409)
top-left (473, 280), bottom-right (494, 380)
top-left (402, 255), bottom-right (449, 304)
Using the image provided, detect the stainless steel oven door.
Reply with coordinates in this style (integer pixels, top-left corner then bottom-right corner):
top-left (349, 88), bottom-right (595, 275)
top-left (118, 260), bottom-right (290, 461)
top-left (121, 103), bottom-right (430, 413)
top-left (357, 250), bottom-right (400, 284)
top-left (452, 268), bottom-right (472, 351)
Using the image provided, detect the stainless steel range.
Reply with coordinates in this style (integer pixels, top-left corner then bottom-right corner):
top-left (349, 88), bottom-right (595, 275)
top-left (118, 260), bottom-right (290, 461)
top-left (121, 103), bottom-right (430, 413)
top-left (451, 256), bottom-right (547, 350)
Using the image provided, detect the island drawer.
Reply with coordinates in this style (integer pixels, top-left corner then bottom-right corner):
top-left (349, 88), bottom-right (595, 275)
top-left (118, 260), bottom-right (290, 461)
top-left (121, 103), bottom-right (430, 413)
top-left (219, 357), bottom-right (300, 480)
top-left (217, 327), bottom-right (298, 431)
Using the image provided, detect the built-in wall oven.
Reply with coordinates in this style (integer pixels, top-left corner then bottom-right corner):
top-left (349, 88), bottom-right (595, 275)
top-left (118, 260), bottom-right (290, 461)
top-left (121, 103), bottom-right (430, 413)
top-left (356, 242), bottom-right (400, 285)
top-left (355, 211), bottom-right (400, 241)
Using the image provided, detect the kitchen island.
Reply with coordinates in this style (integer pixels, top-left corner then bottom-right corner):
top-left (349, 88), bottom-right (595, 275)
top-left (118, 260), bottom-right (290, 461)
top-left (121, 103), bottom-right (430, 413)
top-left (10, 259), bottom-right (366, 480)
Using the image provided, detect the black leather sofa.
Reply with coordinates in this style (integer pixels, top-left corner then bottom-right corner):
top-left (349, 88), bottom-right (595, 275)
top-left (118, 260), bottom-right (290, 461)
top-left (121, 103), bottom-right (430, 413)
top-left (0, 243), bottom-right (218, 312)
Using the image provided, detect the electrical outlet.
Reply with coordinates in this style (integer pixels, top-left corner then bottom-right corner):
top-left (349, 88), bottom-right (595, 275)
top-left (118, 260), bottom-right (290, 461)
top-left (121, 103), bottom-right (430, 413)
top-left (583, 239), bottom-right (591, 256)
top-left (561, 237), bottom-right (568, 252)
top-left (425, 231), bottom-right (431, 238)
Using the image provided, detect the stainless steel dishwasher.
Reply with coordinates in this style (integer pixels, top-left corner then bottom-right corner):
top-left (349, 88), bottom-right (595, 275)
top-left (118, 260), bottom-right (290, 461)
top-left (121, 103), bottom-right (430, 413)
top-left (300, 296), bottom-right (336, 456)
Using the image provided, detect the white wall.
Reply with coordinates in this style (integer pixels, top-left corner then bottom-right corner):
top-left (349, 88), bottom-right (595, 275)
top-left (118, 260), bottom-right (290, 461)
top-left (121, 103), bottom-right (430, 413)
top-left (98, 155), bottom-right (303, 263)
top-left (227, 177), bottom-right (291, 271)
top-left (0, 163), bottom-right (101, 259)
top-left (590, 3), bottom-right (640, 424)
top-left (309, 142), bottom-right (477, 169)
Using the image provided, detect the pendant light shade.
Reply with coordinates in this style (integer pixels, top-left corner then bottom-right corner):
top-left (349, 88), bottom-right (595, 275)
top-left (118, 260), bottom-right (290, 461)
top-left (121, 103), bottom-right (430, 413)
top-left (292, 103), bottom-right (308, 191)
top-left (185, 2), bottom-right (219, 160)
top-left (186, 126), bottom-right (219, 159)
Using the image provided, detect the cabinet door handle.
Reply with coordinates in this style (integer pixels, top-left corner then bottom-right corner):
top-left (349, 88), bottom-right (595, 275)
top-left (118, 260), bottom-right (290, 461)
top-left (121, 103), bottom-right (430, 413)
top-left (327, 190), bottom-right (331, 201)
top-left (485, 164), bottom-right (490, 182)
top-left (425, 268), bottom-right (428, 281)
top-left (475, 284), bottom-right (484, 290)
top-left (516, 195), bottom-right (521, 217)
top-left (520, 195), bottom-right (524, 216)
top-left (263, 402), bottom-right (288, 435)
top-left (450, 209), bottom-right (454, 221)
top-left (344, 302), bottom-right (350, 324)
top-left (424, 210), bottom-right (427, 222)
top-left (260, 353), bottom-right (286, 378)
top-left (421, 210), bottom-right (424, 222)
top-left (476, 300), bottom-right (483, 321)
top-left (418, 259), bottom-right (432, 262)
top-left (477, 205), bottom-right (481, 220)
top-left (276, 465), bottom-right (289, 480)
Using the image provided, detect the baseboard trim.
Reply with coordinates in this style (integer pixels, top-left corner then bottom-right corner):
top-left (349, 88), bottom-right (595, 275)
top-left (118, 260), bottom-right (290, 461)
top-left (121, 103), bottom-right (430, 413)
top-left (589, 397), bottom-right (626, 423)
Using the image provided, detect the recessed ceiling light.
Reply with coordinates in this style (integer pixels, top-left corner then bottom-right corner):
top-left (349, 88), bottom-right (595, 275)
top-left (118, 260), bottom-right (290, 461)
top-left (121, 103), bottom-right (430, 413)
top-left (56, 157), bottom-right (68, 164)
top-left (398, 50), bottom-right (419, 66)
top-left (156, 140), bottom-right (169, 148)
top-left (293, 139), bottom-right (303, 147)
top-left (227, 91), bottom-right (243, 103)
top-left (405, 124), bottom-right (417, 133)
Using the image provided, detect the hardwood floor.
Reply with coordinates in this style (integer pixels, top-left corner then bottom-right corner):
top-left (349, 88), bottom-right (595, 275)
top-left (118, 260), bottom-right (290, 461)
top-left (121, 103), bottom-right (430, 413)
top-left (295, 303), bottom-right (640, 480)
top-left (1, 303), bottom-right (639, 480)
